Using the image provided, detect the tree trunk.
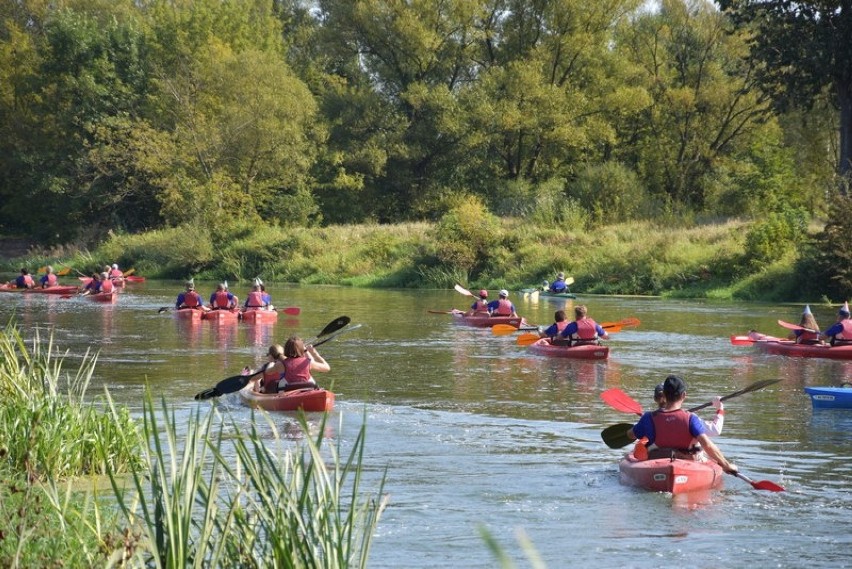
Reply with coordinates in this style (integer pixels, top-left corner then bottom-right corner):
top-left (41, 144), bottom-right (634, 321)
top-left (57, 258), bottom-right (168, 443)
top-left (839, 81), bottom-right (852, 196)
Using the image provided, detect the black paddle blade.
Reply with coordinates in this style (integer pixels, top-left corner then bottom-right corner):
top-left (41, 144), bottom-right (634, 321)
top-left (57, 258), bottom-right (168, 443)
top-left (601, 422), bottom-right (635, 449)
top-left (194, 374), bottom-right (251, 400)
top-left (318, 316), bottom-right (350, 337)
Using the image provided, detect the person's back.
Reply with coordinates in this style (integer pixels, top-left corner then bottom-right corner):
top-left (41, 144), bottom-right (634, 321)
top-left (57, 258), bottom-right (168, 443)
top-left (788, 305), bottom-right (820, 344)
top-left (820, 302), bottom-right (852, 345)
top-left (487, 290), bottom-right (516, 316)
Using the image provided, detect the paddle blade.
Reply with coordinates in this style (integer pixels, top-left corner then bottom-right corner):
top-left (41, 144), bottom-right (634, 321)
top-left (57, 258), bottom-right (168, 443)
top-left (124, 268), bottom-right (136, 277)
top-left (194, 374), bottom-right (251, 400)
top-left (158, 306), bottom-right (171, 313)
top-left (492, 324), bottom-right (519, 335)
top-left (566, 277), bottom-right (575, 285)
top-left (601, 325), bottom-right (622, 333)
top-left (600, 388), bottom-right (643, 415)
top-left (777, 319), bottom-right (817, 333)
top-left (312, 323), bottom-right (363, 348)
top-left (454, 284), bottom-right (474, 297)
top-left (57, 268), bottom-right (71, 276)
top-left (317, 316), bottom-right (351, 338)
top-left (516, 333), bottom-right (540, 346)
top-left (601, 422), bottom-right (635, 449)
top-left (730, 335), bottom-right (754, 346)
top-left (735, 472), bottom-right (785, 492)
top-left (280, 306), bottom-right (300, 315)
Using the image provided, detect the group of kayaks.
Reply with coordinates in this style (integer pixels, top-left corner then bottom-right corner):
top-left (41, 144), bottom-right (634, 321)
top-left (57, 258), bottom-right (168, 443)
top-left (173, 306), bottom-right (280, 325)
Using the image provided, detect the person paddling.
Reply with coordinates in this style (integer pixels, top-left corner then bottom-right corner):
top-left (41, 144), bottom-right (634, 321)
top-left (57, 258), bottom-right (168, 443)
top-left (8, 268), bottom-right (35, 289)
top-left (209, 282), bottom-right (238, 310)
top-left (628, 375), bottom-right (738, 474)
top-left (539, 310), bottom-right (570, 342)
top-left (176, 281), bottom-right (205, 310)
top-left (819, 302), bottom-right (852, 345)
top-left (652, 383), bottom-right (725, 437)
top-left (487, 289), bottom-right (518, 317)
top-left (244, 279), bottom-right (271, 310)
top-left (248, 337), bottom-right (330, 394)
top-left (548, 272), bottom-right (570, 294)
top-left (558, 305), bottom-right (608, 345)
top-left (786, 305), bottom-right (821, 344)
top-left (39, 266), bottom-right (59, 288)
top-left (465, 289), bottom-right (490, 315)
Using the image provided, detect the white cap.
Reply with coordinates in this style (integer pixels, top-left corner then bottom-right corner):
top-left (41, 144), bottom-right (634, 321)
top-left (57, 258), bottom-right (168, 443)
top-left (499, 289), bottom-right (509, 297)
top-left (112, 264), bottom-right (118, 269)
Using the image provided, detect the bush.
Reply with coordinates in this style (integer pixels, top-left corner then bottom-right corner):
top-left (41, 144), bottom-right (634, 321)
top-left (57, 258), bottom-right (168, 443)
top-left (567, 162), bottom-right (647, 225)
top-left (743, 207), bottom-right (807, 269)
top-left (432, 195), bottom-right (503, 279)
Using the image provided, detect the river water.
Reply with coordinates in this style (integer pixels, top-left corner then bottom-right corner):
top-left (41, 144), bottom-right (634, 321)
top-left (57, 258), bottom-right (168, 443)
top-left (2, 282), bottom-right (851, 568)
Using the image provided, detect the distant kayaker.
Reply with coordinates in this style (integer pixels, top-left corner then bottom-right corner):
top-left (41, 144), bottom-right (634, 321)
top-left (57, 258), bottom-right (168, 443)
top-left (39, 266), bottom-right (58, 288)
top-left (488, 289), bottom-right (518, 317)
top-left (249, 337), bottom-right (330, 394)
top-left (653, 383), bottom-right (724, 437)
top-left (539, 310), bottom-right (570, 342)
top-left (819, 302), bottom-right (852, 345)
top-left (244, 279), bottom-right (271, 310)
top-left (176, 281), bottom-right (205, 310)
top-left (79, 273), bottom-right (102, 295)
top-left (628, 375), bottom-right (738, 474)
top-left (209, 282), bottom-right (238, 310)
top-left (8, 268), bottom-right (35, 289)
top-left (108, 263), bottom-right (124, 283)
top-left (787, 305), bottom-right (821, 344)
top-left (558, 305), bottom-right (609, 345)
top-left (98, 272), bottom-right (115, 294)
top-left (548, 272), bottom-right (570, 294)
top-left (466, 289), bottom-right (490, 315)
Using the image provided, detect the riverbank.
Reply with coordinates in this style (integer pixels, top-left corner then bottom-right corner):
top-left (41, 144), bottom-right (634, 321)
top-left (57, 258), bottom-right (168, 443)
top-left (0, 217), bottom-right (817, 302)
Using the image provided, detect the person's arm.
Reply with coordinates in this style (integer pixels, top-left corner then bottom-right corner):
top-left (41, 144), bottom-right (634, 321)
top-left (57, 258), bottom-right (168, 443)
top-left (307, 346), bottom-right (331, 373)
top-left (560, 322), bottom-right (578, 338)
top-left (541, 323), bottom-right (558, 338)
top-left (595, 324), bottom-right (609, 340)
top-left (696, 433), bottom-right (737, 473)
top-left (820, 323), bottom-right (841, 341)
top-left (703, 397), bottom-right (725, 437)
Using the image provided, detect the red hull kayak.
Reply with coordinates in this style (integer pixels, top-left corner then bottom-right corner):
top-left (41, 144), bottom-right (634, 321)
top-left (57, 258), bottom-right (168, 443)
top-left (755, 339), bottom-right (852, 360)
top-left (86, 291), bottom-right (118, 303)
top-left (176, 308), bottom-right (203, 322)
top-left (527, 338), bottom-right (609, 360)
top-left (28, 285), bottom-right (79, 295)
top-left (239, 385), bottom-right (334, 412)
top-left (240, 309), bottom-right (279, 324)
top-left (125, 276), bottom-right (146, 283)
top-left (619, 452), bottom-right (724, 494)
top-left (452, 313), bottom-right (527, 328)
top-left (202, 309), bottom-right (239, 324)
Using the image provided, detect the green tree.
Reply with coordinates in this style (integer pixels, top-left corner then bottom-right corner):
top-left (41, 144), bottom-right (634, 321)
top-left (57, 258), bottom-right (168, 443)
top-left (717, 0), bottom-right (852, 192)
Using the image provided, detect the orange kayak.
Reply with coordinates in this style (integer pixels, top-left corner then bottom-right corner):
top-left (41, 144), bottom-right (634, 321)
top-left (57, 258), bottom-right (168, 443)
top-left (240, 309), bottom-right (278, 324)
top-left (452, 313), bottom-right (527, 328)
top-left (202, 309), bottom-right (239, 324)
top-left (527, 338), bottom-right (609, 360)
top-left (619, 451), bottom-right (724, 494)
top-left (239, 385), bottom-right (334, 412)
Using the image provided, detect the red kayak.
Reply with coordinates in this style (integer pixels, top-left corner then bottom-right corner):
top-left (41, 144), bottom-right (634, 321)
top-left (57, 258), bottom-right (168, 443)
top-left (27, 285), bottom-right (79, 295)
top-left (239, 384), bottom-right (334, 412)
top-left (85, 290), bottom-right (118, 303)
top-left (619, 451), bottom-right (724, 494)
top-left (240, 309), bottom-right (279, 324)
top-left (202, 309), bottom-right (239, 324)
top-left (527, 338), bottom-right (609, 360)
top-left (452, 312), bottom-right (527, 328)
top-left (125, 276), bottom-right (146, 283)
top-left (733, 331), bottom-right (852, 360)
top-left (175, 308), bottom-right (203, 322)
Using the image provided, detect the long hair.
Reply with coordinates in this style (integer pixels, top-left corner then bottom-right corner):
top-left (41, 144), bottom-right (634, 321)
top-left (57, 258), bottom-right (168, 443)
top-left (284, 336), bottom-right (306, 358)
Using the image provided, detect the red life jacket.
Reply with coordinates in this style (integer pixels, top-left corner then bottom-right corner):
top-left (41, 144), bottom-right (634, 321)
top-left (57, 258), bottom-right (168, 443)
top-left (183, 291), bottom-right (201, 308)
top-left (213, 291), bottom-right (231, 309)
top-left (572, 318), bottom-right (598, 341)
top-left (45, 274), bottom-right (57, 286)
top-left (261, 364), bottom-right (284, 392)
top-left (245, 291), bottom-right (265, 308)
top-left (283, 356), bottom-right (312, 384)
top-left (472, 300), bottom-right (489, 313)
top-left (109, 269), bottom-right (123, 278)
top-left (837, 319), bottom-right (852, 341)
top-left (100, 280), bottom-right (114, 293)
top-left (555, 320), bottom-right (569, 332)
top-left (651, 409), bottom-right (696, 450)
top-left (798, 329), bottom-right (820, 343)
top-left (493, 299), bottom-right (512, 316)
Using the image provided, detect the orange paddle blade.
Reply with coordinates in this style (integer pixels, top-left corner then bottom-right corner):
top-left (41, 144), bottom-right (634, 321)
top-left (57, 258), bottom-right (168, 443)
top-left (492, 324), bottom-right (519, 335)
top-left (123, 268), bottom-right (136, 277)
top-left (516, 333), bottom-right (540, 346)
top-left (57, 268), bottom-right (71, 276)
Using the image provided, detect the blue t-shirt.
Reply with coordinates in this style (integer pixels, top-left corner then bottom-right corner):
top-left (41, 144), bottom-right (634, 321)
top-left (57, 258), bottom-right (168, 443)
top-left (559, 321), bottom-right (606, 338)
top-left (632, 410), bottom-right (707, 446)
top-left (822, 322), bottom-right (843, 337)
top-left (542, 323), bottom-right (561, 337)
top-left (550, 278), bottom-right (567, 292)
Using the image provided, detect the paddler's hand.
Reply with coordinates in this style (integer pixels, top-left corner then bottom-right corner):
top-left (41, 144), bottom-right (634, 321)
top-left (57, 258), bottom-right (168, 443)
top-left (723, 463), bottom-right (738, 475)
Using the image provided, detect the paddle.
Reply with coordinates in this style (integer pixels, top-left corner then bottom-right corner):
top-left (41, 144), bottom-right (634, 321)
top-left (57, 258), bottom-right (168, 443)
top-left (600, 379), bottom-right (781, 448)
top-left (428, 309), bottom-right (463, 314)
top-left (733, 472), bottom-right (785, 492)
top-left (454, 284), bottom-right (475, 297)
top-left (777, 319), bottom-right (817, 333)
top-left (600, 388), bottom-right (644, 415)
top-left (492, 324), bottom-right (540, 335)
top-left (193, 316), bottom-right (352, 400)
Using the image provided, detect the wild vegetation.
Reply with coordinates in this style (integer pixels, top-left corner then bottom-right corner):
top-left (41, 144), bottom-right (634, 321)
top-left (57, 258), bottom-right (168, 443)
top-left (0, 323), bottom-right (387, 567)
top-left (0, 0), bottom-right (849, 301)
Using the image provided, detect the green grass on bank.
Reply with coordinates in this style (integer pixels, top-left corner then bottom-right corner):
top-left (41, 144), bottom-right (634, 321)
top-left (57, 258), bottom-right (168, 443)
top-left (1, 216), bottom-right (822, 301)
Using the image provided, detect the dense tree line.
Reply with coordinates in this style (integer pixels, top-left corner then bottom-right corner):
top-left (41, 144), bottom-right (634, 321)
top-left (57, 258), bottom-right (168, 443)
top-left (0, 0), bottom-right (843, 247)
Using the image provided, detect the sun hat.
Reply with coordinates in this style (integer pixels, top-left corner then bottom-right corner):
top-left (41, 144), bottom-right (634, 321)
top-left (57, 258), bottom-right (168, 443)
top-left (499, 289), bottom-right (509, 297)
top-left (840, 301), bottom-right (850, 316)
top-left (557, 272), bottom-right (565, 279)
top-left (478, 289), bottom-right (488, 298)
top-left (112, 263), bottom-right (118, 269)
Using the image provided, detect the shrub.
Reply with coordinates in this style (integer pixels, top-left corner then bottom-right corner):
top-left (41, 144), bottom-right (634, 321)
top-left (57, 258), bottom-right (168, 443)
top-left (743, 207), bottom-right (807, 269)
top-left (432, 195), bottom-right (503, 279)
top-left (567, 162), bottom-right (647, 225)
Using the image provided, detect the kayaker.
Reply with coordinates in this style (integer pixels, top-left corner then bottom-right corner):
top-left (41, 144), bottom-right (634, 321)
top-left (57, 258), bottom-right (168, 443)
top-left (39, 266), bottom-right (58, 288)
top-left (99, 272), bottom-right (115, 294)
top-left (244, 279), bottom-right (270, 310)
top-left (487, 289), bottom-right (518, 317)
top-left (247, 344), bottom-right (287, 394)
top-left (628, 375), bottom-right (738, 474)
top-left (466, 289), bottom-right (490, 315)
top-left (260, 283), bottom-right (273, 309)
top-left (653, 383), bottom-right (724, 437)
top-left (176, 281), bottom-right (205, 310)
top-left (819, 302), bottom-right (852, 345)
top-left (548, 272), bottom-right (570, 294)
top-left (539, 310), bottom-right (570, 342)
top-left (8, 268), bottom-right (35, 289)
top-left (209, 282), bottom-right (238, 310)
top-left (786, 305), bottom-right (821, 344)
top-left (249, 337), bottom-right (331, 394)
top-left (558, 305), bottom-right (609, 345)
top-left (79, 273), bottom-right (102, 295)
top-left (108, 263), bottom-right (124, 284)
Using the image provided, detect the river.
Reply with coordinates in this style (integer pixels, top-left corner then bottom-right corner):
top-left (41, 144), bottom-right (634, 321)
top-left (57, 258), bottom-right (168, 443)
top-left (2, 281), bottom-right (850, 568)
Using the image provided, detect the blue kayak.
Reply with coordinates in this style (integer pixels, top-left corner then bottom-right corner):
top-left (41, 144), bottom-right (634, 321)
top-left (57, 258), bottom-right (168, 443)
top-left (804, 386), bottom-right (852, 409)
